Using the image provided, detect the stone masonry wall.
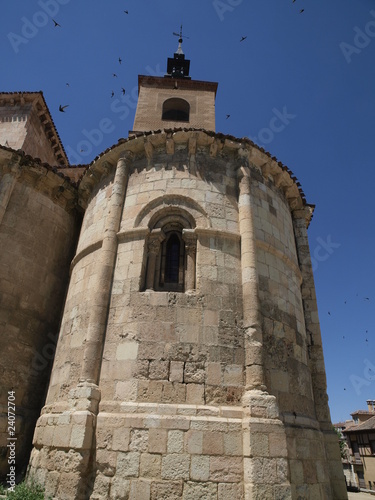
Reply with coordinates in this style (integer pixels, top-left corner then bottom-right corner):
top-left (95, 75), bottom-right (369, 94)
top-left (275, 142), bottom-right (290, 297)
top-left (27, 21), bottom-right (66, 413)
top-left (28, 131), bottom-right (347, 499)
top-left (0, 163), bottom-right (79, 481)
top-left (133, 86), bottom-right (216, 132)
top-left (0, 105), bottom-right (29, 151)
top-left (0, 105), bottom-right (60, 166)
top-left (22, 108), bottom-right (60, 166)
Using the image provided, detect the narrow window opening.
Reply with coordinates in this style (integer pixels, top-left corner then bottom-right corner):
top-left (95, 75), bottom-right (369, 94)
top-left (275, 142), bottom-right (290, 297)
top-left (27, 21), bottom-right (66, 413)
top-left (165, 234), bottom-right (180, 283)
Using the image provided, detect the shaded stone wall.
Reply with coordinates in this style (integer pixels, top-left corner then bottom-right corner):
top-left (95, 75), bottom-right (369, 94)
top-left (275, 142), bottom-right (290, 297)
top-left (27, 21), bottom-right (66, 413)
top-left (45, 175), bottom-right (114, 406)
top-left (0, 94), bottom-right (68, 166)
top-left (22, 108), bottom-right (60, 166)
top-left (0, 157), bottom-right (79, 481)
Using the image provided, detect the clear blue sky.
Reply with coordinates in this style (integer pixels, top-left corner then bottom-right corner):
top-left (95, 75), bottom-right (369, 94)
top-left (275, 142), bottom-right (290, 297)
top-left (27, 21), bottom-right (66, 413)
top-left (1, 0), bottom-right (374, 423)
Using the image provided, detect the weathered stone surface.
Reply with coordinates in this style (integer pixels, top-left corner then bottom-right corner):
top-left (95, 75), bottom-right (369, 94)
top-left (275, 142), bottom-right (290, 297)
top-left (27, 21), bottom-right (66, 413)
top-left (150, 480), bottom-right (183, 500)
top-left (182, 481), bottom-right (217, 500)
top-left (116, 452), bottom-right (140, 478)
top-left (3, 81), bottom-right (345, 499)
top-left (161, 454), bottom-right (190, 480)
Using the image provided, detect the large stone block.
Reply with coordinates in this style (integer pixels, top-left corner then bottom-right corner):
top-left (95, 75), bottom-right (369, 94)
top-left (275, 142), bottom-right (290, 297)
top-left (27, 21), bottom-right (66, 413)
top-left (161, 453), bottom-right (190, 480)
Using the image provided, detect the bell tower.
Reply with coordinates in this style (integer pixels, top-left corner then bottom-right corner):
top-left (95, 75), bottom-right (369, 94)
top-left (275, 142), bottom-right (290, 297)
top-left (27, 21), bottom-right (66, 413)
top-left (132, 27), bottom-right (217, 133)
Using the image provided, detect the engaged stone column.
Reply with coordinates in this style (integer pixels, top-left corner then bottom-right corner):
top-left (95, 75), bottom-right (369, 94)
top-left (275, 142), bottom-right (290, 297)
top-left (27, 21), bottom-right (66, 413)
top-left (0, 166), bottom-right (20, 225)
top-left (238, 165), bottom-right (293, 500)
top-left (80, 154), bottom-right (131, 384)
top-left (183, 229), bottom-right (197, 292)
top-left (237, 166), bottom-right (266, 392)
top-left (145, 229), bottom-right (164, 290)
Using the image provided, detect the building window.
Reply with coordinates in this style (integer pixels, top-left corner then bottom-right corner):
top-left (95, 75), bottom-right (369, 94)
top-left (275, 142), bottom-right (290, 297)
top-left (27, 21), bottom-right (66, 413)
top-left (162, 98), bottom-right (190, 122)
top-left (143, 214), bottom-right (197, 293)
top-left (158, 229), bottom-right (186, 292)
top-left (164, 232), bottom-right (182, 284)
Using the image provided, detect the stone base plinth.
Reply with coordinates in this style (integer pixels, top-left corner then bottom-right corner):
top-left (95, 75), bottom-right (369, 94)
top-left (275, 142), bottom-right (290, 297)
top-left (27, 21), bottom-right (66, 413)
top-left (91, 402), bottom-right (245, 499)
top-left (27, 390), bottom-right (346, 499)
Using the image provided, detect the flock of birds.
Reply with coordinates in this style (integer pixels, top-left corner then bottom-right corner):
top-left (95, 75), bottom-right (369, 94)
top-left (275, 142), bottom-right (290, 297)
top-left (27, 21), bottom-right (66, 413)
top-left (327, 295), bottom-right (372, 391)
top-left (55, 10), bottom-right (130, 113)
top-left (55, 4), bottom-right (306, 115)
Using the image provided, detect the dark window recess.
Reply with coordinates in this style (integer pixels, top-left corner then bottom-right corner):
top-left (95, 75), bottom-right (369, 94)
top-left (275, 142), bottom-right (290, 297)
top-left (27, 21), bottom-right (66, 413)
top-left (162, 98), bottom-right (190, 122)
top-left (165, 234), bottom-right (180, 283)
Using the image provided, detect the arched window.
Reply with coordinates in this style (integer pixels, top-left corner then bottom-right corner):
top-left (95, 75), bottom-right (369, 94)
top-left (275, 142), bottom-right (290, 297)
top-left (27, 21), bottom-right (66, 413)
top-left (143, 213), bottom-right (197, 293)
top-left (159, 230), bottom-right (185, 291)
top-left (162, 98), bottom-right (190, 122)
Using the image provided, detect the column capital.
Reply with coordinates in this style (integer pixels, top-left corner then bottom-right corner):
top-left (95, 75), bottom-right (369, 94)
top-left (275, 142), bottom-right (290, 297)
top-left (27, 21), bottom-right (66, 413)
top-left (147, 228), bottom-right (165, 254)
top-left (182, 229), bottom-right (197, 249)
top-left (118, 150), bottom-right (135, 163)
top-left (237, 165), bottom-right (252, 197)
top-left (292, 206), bottom-right (314, 228)
top-left (237, 165), bottom-right (251, 180)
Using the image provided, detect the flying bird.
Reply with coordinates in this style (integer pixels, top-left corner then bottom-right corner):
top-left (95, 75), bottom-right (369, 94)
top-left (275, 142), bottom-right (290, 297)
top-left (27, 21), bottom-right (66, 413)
top-left (111, 91), bottom-right (115, 98)
top-left (52, 19), bottom-right (61, 27)
top-left (121, 88), bottom-right (126, 95)
top-left (226, 114), bottom-right (230, 119)
top-left (299, 9), bottom-right (304, 13)
top-left (328, 311), bottom-right (331, 316)
top-left (365, 297), bottom-right (370, 301)
top-left (66, 83), bottom-right (70, 87)
top-left (240, 36), bottom-right (247, 42)
top-left (119, 57), bottom-right (122, 64)
top-left (124, 10), bottom-right (128, 14)
top-left (113, 73), bottom-right (118, 78)
top-left (59, 104), bottom-right (69, 112)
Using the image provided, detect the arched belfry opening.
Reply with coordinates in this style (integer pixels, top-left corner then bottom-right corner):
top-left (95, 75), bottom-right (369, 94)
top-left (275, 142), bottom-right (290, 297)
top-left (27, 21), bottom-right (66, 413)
top-left (143, 211), bottom-right (197, 293)
top-left (162, 97), bottom-right (190, 122)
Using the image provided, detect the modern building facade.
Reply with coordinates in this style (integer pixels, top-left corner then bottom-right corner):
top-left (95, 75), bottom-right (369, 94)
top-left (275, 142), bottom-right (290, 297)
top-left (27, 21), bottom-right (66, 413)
top-left (341, 400), bottom-right (375, 492)
top-left (0, 38), bottom-right (347, 499)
